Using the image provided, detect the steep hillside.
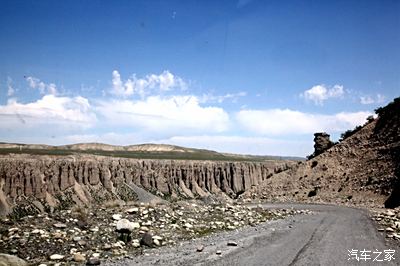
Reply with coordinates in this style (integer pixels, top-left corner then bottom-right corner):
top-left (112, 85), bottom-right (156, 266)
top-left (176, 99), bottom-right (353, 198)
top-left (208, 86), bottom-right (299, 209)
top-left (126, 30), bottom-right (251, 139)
top-left (247, 97), bottom-right (400, 208)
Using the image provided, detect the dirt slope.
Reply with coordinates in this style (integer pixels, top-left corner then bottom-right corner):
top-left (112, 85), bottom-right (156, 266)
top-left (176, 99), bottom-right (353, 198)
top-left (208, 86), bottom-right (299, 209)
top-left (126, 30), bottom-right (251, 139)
top-left (247, 97), bottom-right (400, 207)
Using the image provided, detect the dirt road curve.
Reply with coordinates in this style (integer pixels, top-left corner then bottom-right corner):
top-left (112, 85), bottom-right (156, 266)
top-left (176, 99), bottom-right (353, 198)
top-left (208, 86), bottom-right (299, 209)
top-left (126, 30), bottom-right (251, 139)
top-left (105, 204), bottom-right (399, 266)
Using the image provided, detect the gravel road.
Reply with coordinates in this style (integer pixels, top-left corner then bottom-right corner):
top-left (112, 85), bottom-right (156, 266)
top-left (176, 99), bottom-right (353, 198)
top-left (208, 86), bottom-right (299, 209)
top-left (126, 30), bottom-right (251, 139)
top-left (104, 204), bottom-right (399, 266)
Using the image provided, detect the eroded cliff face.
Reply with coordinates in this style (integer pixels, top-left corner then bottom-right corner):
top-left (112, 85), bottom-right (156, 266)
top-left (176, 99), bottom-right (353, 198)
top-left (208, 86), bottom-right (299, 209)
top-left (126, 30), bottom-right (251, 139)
top-left (0, 154), bottom-right (292, 216)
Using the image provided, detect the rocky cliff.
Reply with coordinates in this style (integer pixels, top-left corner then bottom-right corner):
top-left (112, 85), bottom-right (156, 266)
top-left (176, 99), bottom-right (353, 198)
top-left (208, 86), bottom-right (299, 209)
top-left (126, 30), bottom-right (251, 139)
top-left (0, 154), bottom-right (293, 217)
top-left (247, 97), bottom-right (400, 208)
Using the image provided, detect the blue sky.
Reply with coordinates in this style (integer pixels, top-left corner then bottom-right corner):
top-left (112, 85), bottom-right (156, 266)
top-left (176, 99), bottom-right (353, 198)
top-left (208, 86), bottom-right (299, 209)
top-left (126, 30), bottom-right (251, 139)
top-left (0, 0), bottom-right (399, 156)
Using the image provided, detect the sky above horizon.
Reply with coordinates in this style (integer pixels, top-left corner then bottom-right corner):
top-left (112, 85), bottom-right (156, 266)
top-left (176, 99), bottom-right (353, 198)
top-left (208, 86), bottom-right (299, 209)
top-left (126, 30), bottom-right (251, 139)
top-left (0, 0), bottom-right (399, 157)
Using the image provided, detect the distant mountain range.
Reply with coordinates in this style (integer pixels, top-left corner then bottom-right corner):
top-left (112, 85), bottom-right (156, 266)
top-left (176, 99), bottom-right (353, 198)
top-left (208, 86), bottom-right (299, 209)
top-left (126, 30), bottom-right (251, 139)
top-left (0, 142), bottom-right (304, 162)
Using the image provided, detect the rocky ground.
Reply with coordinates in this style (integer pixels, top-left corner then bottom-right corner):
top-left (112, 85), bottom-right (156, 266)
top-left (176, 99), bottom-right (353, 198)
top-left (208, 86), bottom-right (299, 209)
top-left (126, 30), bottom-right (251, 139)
top-left (371, 208), bottom-right (400, 244)
top-left (0, 200), bottom-right (311, 265)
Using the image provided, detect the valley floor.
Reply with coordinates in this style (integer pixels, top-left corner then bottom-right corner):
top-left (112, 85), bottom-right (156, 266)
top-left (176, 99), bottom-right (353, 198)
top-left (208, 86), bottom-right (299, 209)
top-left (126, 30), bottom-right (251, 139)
top-left (105, 204), bottom-right (399, 266)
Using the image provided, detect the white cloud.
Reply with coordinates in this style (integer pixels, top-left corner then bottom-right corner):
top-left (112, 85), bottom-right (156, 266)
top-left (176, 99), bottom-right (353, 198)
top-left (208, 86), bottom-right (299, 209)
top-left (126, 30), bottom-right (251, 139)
top-left (302, 84), bottom-right (344, 105)
top-left (200, 91), bottom-right (246, 103)
top-left (360, 94), bottom-right (385, 105)
top-left (95, 95), bottom-right (229, 135)
top-left (7, 77), bottom-right (14, 96)
top-left (111, 70), bottom-right (186, 98)
top-left (360, 96), bottom-right (374, 105)
top-left (236, 108), bottom-right (372, 135)
top-left (26, 76), bottom-right (58, 95)
top-left (0, 95), bottom-right (96, 129)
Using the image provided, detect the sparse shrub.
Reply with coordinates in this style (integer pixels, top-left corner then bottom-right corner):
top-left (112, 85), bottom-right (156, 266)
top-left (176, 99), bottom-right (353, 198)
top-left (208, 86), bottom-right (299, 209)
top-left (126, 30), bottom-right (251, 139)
top-left (339, 125), bottom-right (363, 141)
top-left (72, 205), bottom-right (89, 228)
top-left (308, 189), bottom-right (317, 197)
top-left (311, 161), bottom-right (318, 168)
top-left (366, 115), bottom-right (375, 123)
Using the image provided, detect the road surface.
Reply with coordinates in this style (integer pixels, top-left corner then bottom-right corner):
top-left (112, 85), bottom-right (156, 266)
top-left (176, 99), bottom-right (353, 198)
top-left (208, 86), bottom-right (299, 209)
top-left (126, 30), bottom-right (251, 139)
top-left (105, 204), bottom-right (398, 266)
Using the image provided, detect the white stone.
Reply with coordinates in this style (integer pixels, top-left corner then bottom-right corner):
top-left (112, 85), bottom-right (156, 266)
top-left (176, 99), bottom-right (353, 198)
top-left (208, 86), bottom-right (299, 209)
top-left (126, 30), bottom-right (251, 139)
top-left (90, 227), bottom-right (99, 232)
top-left (50, 254), bottom-right (64, 260)
top-left (116, 219), bottom-right (139, 232)
top-left (183, 223), bottom-right (193, 229)
top-left (152, 235), bottom-right (163, 241)
top-left (53, 223), bottom-right (67, 229)
top-left (126, 207), bottom-right (139, 213)
top-left (132, 241), bottom-right (140, 248)
top-left (394, 221), bottom-right (400, 229)
top-left (386, 210), bottom-right (396, 216)
top-left (142, 221), bottom-right (152, 226)
top-left (112, 214), bottom-right (122, 221)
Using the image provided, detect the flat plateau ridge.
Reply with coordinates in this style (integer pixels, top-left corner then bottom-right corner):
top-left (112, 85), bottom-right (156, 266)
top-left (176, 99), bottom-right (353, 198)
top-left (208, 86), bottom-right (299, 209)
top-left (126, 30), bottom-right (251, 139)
top-left (0, 143), bottom-right (203, 153)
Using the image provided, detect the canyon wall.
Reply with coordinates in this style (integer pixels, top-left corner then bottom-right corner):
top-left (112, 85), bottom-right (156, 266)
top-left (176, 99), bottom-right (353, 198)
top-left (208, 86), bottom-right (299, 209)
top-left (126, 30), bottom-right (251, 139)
top-left (0, 155), bottom-right (292, 216)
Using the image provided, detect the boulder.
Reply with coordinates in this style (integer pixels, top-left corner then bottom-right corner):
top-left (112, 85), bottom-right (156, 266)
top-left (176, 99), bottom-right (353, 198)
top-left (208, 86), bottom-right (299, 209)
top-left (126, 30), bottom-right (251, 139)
top-left (0, 254), bottom-right (28, 266)
top-left (140, 232), bottom-right (153, 247)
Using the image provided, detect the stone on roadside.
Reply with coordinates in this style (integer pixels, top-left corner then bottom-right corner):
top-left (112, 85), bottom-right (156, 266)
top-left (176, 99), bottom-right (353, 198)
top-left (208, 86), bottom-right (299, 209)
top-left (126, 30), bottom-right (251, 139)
top-left (73, 253), bottom-right (86, 262)
top-left (132, 239), bottom-right (140, 248)
top-left (386, 210), bottom-right (395, 216)
top-left (50, 254), bottom-right (64, 260)
top-left (152, 235), bottom-right (163, 241)
top-left (196, 245), bottom-right (204, 252)
top-left (0, 253), bottom-right (28, 266)
top-left (86, 257), bottom-right (100, 265)
top-left (116, 219), bottom-right (138, 232)
top-left (112, 214), bottom-right (122, 221)
top-left (140, 232), bottom-right (153, 247)
top-left (183, 223), bottom-right (193, 229)
top-left (153, 239), bottom-right (161, 246)
top-left (227, 241), bottom-right (238, 246)
top-left (53, 223), bottom-right (67, 229)
top-left (126, 207), bottom-right (139, 214)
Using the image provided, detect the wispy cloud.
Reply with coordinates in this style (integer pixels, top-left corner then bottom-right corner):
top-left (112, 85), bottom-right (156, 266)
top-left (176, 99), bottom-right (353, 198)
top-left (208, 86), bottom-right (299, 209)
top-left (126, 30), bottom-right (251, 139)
top-left (26, 76), bottom-right (58, 95)
top-left (301, 84), bottom-right (344, 105)
top-left (111, 70), bottom-right (187, 98)
top-left (7, 77), bottom-right (14, 96)
top-left (236, 108), bottom-right (371, 135)
top-left (0, 95), bottom-right (96, 129)
top-left (95, 95), bottom-right (229, 135)
top-left (360, 94), bottom-right (385, 105)
top-left (200, 91), bottom-right (246, 103)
